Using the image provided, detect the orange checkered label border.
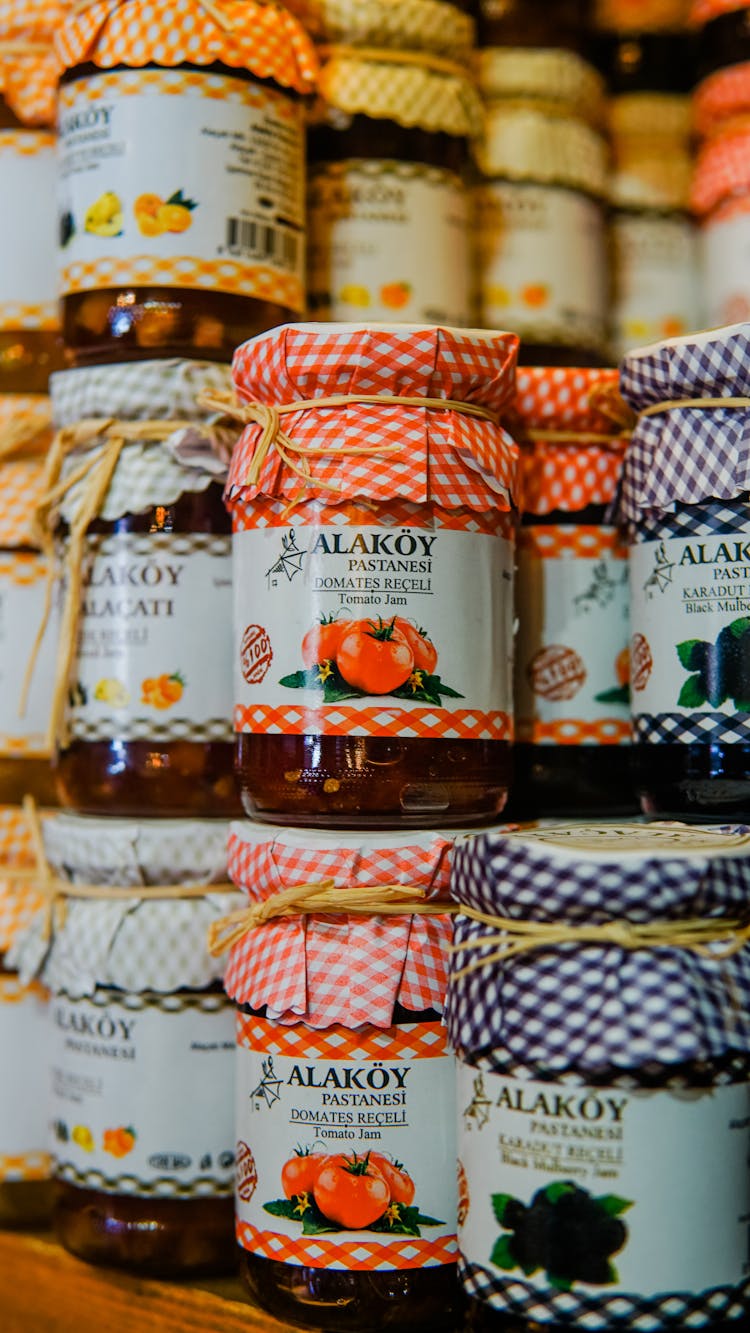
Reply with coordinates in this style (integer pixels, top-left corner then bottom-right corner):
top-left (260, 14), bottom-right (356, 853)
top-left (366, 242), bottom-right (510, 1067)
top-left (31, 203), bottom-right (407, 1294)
top-left (60, 255), bottom-right (304, 309)
top-left (518, 526), bottom-right (628, 560)
top-left (0, 1151), bottom-right (51, 1182)
top-left (234, 704), bottom-right (512, 741)
top-left (516, 718), bottom-right (633, 745)
top-left (237, 1014), bottom-right (450, 1062)
top-left (236, 1219), bottom-right (457, 1270)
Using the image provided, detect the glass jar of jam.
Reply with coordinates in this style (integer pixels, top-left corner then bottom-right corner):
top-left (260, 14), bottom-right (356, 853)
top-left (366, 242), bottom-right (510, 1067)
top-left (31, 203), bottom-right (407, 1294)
top-left (692, 127), bottom-right (750, 327)
top-left (693, 0), bottom-right (750, 136)
top-left (9, 812), bottom-right (239, 1273)
top-left (476, 101), bottom-right (609, 367)
top-left (306, 1), bottom-right (479, 327)
top-left (617, 322), bottom-right (750, 820)
top-left (218, 821), bottom-right (462, 1331)
top-left (507, 367), bottom-right (636, 819)
top-left (447, 821), bottom-right (750, 1331)
top-left (0, 806), bottom-right (51, 1227)
top-left (55, 0), bottom-right (316, 365)
top-left (45, 359), bottom-right (241, 817)
top-left (608, 95), bottom-right (699, 356)
top-left (225, 321), bottom-right (519, 827)
top-left (0, 0), bottom-right (62, 391)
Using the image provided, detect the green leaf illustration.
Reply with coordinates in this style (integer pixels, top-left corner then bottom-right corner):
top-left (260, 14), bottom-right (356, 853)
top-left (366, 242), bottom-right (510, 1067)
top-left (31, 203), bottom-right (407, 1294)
top-left (729, 617), bottom-right (750, 638)
top-left (263, 1197), bottom-right (340, 1234)
top-left (370, 1205), bottom-right (444, 1237)
top-left (678, 674), bottom-right (708, 708)
top-left (549, 1273), bottom-right (574, 1292)
top-left (733, 697), bottom-right (750, 714)
top-left (165, 188), bottom-right (198, 211)
top-left (544, 1182), bottom-right (576, 1204)
top-left (676, 639), bottom-right (708, 669)
top-left (594, 684), bottom-right (630, 705)
top-left (595, 1195), bottom-right (633, 1217)
top-left (278, 666), bottom-right (360, 702)
top-left (490, 1235), bottom-right (517, 1271)
top-left (391, 673), bottom-right (465, 705)
top-left (492, 1193), bottom-right (517, 1226)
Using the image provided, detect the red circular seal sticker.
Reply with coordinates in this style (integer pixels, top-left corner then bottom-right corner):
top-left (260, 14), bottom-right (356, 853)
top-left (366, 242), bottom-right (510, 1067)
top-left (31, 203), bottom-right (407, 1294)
top-left (528, 645), bottom-right (587, 701)
top-left (241, 624), bottom-right (273, 685)
top-left (630, 633), bottom-right (653, 693)
top-left (236, 1141), bottom-right (258, 1203)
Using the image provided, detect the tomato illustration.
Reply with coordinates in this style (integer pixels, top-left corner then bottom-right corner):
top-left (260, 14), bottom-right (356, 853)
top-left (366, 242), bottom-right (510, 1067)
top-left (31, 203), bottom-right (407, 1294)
top-left (301, 616), bottom-right (353, 668)
top-left (313, 1152), bottom-right (390, 1229)
top-left (336, 617), bottom-right (414, 694)
top-left (281, 1149), bottom-right (326, 1199)
top-left (368, 1153), bottom-right (415, 1206)
top-left (393, 618), bottom-right (438, 675)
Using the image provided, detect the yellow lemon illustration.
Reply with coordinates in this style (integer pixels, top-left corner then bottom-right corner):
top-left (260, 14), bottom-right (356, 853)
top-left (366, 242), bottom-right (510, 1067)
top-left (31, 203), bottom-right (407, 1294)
top-left (72, 1125), bottom-right (94, 1152)
top-left (338, 284), bottom-right (370, 308)
top-left (84, 191), bottom-right (124, 237)
top-left (94, 678), bottom-right (130, 707)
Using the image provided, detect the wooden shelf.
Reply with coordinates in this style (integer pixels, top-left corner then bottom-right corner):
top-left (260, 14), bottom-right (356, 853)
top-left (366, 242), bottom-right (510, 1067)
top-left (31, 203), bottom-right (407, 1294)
top-left (0, 1230), bottom-right (315, 1333)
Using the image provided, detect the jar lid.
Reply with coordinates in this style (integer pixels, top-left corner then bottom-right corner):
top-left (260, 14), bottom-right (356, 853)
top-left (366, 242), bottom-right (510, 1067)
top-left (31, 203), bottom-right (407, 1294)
top-left (609, 91), bottom-right (692, 138)
top-left (0, 805), bottom-right (45, 951)
top-left (49, 358), bottom-right (233, 525)
top-left (0, 0), bottom-right (61, 125)
top-left (508, 367), bottom-right (630, 515)
top-left (477, 48), bottom-right (604, 126)
top-left (315, 46), bottom-right (482, 137)
top-left (284, 0), bottom-right (475, 57)
top-left (693, 61), bottom-right (750, 137)
top-left (616, 321), bottom-right (750, 524)
top-left (479, 107), bottom-right (609, 198)
top-left (222, 821), bottom-right (473, 1029)
top-left (56, 0), bottom-right (318, 95)
top-left (690, 0), bottom-right (747, 24)
top-left (226, 322), bottom-right (519, 514)
top-left (691, 124), bottom-right (750, 216)
top-left (610, 132), bottom-right (692, 208)
top-left (0, 393), bottom-right (52, 548)
top-left (9, 813), bottom-right (239, 995)
top-left (446, 821), bottom-right (750, 1073)
top-left (596, 0), bottom-right (691, 29)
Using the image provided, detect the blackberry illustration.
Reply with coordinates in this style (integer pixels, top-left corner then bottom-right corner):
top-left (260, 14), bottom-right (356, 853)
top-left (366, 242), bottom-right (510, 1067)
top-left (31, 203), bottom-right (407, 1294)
top-left (491, 1182), bottom-right (631, 1291)
top-left (677, 617), bottom-right (750, 711)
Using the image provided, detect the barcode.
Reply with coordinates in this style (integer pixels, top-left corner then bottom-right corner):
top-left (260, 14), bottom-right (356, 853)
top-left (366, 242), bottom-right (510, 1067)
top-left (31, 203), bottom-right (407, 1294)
top-left (225, 217), bottom-right (300, 272)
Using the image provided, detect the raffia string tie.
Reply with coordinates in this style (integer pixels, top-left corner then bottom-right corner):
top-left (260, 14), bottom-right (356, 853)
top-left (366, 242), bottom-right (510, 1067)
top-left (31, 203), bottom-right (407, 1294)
top-left (15, 797), bottom-right (236, 943)
top-left (24, 416), bottom-right (201, 748)
top-left (317, 44), bottom-right (471, 80)
top-left (450, 907), bottom-right (750, 979)
top-left (207, 880), bottom-right (455, 957)
top-left (0, 408), bottom-right (51, 462)
top-left (639, 397), bottom-right (750, 418)
top-left (198, 388), bottom-right (501, 492)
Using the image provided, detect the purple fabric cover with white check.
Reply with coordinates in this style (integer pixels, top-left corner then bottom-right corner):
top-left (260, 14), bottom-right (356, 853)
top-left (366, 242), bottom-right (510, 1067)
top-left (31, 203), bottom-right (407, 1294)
top-left (616, 323), bottom-right (750, 527)
top-left (445, 828), bottom-right (750, 1074)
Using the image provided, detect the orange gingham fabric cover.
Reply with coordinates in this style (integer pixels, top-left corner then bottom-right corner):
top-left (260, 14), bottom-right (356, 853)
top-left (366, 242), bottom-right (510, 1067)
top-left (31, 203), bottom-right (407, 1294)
top-left (0, 0), bottom-right (61, 125)
top-left (0, 394), bottom-right (50, 548)
top-left (509, 367), bottom-right (627, 516)
top-left (56, 0), bottom-right (318, 94)
top-left (691, 126), bottom-right (750, 215)
top-left (226, 324), bottom-right (520, 515)
top-left (0, 805), bottom-right (45, 952)
top-left (690, 0), bottom-right (747, 23)
top-left (223, 827), bottom-right (454, 1029)
top-left (693, 62), bottom-right (750, 137)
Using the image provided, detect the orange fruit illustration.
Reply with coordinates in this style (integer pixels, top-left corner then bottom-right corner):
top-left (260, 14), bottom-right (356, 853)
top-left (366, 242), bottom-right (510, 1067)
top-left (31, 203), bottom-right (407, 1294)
top-left (521, 283), bottom-right (550, 309)
top-left (134, 193), bottom-right (166, 236)
top-left (134, 193), bottom-right (162, 218)
top-left (380, 281), bottom-right (411, 310)
top-left (141, 671), bottom-right (185, 709)
top-left (615, 646), bottom-right (630, 687)
top-left (158, 202), bottom-right (193, 233)
top-left (103, 1127), bottom-right (136, 1157)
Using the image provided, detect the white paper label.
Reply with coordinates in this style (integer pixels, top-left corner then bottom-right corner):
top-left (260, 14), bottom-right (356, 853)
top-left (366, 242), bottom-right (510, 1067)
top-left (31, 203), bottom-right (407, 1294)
top-left (235, 1016), bottom-right (456, 1268)
top-left (70, 532), bottom-right (233, 742)
top-left (0, 131), bottom-right (57, 328)
top-left (611, 212), bottom-right (699, 359)
top-left (0, 974), bottom-right (50, 1174)
top-left (477, 182), bottom-right (607, 350)
top-left (702, 204), bottom-right (750, 329)
top-left (0, 555), bottom-right (59, 755)
top-left (630, 533), bottom-right (750, 723)
top-left (57, 69), bottom-right (305, 308)
top-left (50, 989), bottom-right (235, 1196)
top-left (515, 532), bottom-right (630, 745)
top-left (458, 1064), bottom-right (750, 1305)
top-left (233, 523), bottom-right (514, 738)
top-left (307, 160), bottom-right (472, 326)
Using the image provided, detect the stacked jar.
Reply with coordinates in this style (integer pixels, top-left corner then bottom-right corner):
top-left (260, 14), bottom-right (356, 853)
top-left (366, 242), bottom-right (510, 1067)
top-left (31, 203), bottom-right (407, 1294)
top-left (210, 318), bottom-right (520, 1320)
top-left (298, 0), bottom-right (480, 326)
top-left (594, 0), bottom-right (699, 355)
top-left (32, 0), bottom-right (319, 1275)
top-left (475, 1), bottom-right (610, 365)
top-left (507, 366), bottom-right (636, 818)
top-left (690, 0), bottom-right (750, 325)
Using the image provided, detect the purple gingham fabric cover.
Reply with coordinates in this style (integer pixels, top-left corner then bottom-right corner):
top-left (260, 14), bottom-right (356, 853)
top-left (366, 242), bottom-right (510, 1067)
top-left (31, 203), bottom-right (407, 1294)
top-left (616, 322), bottom-right (750, 528)
top-left (446, 825), bottom-right (750, 1074)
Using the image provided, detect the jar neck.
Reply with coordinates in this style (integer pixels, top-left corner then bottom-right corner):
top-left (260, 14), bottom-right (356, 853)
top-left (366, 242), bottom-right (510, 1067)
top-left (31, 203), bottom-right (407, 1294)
top-left (477, 0), bottom-right (590, 50)
top-left (595, 30), bottom-right (697, 93)
top-left (699, 8), bottom-right (750, 83)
